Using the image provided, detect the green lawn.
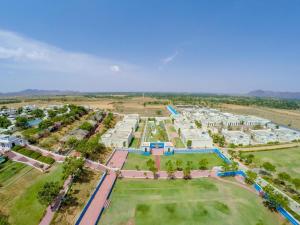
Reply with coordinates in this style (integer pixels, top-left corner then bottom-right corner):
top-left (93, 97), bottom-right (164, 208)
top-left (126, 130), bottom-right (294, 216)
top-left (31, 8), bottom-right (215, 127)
top-left (0, 160), bottom-right (28, 186)
top-left (0, 163), bottom-right (64, 225)
top-left (99, 179), bottom-right (281, 225)
top-left (123, 153), bottom-right (150, 170)
top-left (242, 147), bottom-right (300, 179)
top-left (123, 153), bottom-right (224, 171)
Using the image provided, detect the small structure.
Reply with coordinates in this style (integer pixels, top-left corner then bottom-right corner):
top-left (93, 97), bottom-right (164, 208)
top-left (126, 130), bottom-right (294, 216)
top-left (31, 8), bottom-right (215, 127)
top-left (0, 135), bottom-right (25, 151)
top-left (222, 130), bottom-right (251, 146)
top-left (141, 142), bottom-right (174, 155)
top-left (181, 129), bottom-right (213, 148)
top-left (250, 129), bottom-right (278, 144)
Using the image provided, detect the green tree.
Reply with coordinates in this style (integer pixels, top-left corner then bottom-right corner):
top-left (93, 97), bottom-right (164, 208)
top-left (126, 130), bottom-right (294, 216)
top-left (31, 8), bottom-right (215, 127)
top-left (31, 109), bottom-right (45, 118)
top-left (47, 110), bottom-right (57, 118)
top-left (198, 158), bottom-right (208, 170)
top-left (183, 165), bottom-right (191, 180)
top-left (262, 162), bottom-right (276, 172)
top-left (79, 122), bottom-right (94, 132)
top-left (66, 137), bottom-right (79, 149)
top-left (263, 185), bottom-right (288, 209)
top-left (0, 116), bottom-right (12, 129)
top-left (39, 119), bottom-right (54, 130)
top-left (277, 172), bottom-right (291, 181)
top-left (37, 181), bottom-right (61, 205)
top-left (187, 140), bottom-right (192, 148)
top-left (195, 120), bottom-right (202, 128)
top-left (292, 178), bottom-right (300, 189)
top-left (62, 157), bottom-right (85, 180)
top-left (175, 159), bottom-right (183, 171)
top-left (245, 170), bottom-right (258, 185)
top-left (15, 116), bottom-right (28, 128)
top-left (166, 160), bottom-right (175, 179)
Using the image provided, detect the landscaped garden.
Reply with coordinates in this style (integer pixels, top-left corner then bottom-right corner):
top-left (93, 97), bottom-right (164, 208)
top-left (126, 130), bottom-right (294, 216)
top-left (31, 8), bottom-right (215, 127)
top-left (123, 153), bottom-right (225, 171)
top-left (99, 179), bottom-right (282, 225)
top-left (145, 119), bottom-right (169, 142)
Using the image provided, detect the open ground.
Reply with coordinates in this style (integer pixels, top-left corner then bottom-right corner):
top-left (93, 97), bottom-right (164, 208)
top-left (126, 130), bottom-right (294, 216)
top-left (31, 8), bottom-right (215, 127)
top-left (99, 178), bottom-right (283, 225)
top-left (242, 146), bottom-right (300, 180)
top-left (219, 104), bottom-right (300, 130)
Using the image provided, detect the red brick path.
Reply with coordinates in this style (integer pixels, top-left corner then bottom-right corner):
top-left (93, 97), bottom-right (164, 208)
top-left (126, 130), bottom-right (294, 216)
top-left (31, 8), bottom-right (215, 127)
top-left (78, 150), bottom-right (128, 225)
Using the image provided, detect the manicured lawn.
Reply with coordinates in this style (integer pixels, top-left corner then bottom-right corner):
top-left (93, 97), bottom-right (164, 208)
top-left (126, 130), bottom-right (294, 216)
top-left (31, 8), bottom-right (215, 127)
top-left (123, 153), bottom-right (150, 170)
top-left (99, 179), bottom-right (281, 225)
top-left (0, 163), bottom-right (64, 225)
top-left (0, 160), bottom-right (28, 186)
top-left (242, 147), bottom-right (300, 179)
top-left (123, 153), bottom-right (224, 171)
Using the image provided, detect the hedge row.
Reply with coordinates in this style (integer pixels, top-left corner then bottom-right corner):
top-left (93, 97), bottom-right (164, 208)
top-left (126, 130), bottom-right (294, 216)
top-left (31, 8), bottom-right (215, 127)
top-left (13, 146), bottom-right (55, 165)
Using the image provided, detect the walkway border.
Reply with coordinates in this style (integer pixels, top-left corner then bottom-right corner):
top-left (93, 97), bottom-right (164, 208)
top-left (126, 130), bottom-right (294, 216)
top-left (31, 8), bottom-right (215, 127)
top-left (74, 172), bottom-right (107, 225)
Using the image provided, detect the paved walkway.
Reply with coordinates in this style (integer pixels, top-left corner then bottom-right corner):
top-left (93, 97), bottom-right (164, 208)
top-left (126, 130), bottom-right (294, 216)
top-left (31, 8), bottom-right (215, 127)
top-left (77, 150), bottom-right (128, 225)
top-left (39, 176), bottom-right (73, 225)
top-left (155, 155), bottom-right (160, 170)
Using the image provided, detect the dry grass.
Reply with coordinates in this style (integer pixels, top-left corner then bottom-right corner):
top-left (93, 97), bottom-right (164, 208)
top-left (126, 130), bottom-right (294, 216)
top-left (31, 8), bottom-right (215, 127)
top-left (51, 170), bottom-right (102, 225)
top-left (219, 104), bottom-right (300, 129)
top-left (1, 96), bottom-right (168, 117)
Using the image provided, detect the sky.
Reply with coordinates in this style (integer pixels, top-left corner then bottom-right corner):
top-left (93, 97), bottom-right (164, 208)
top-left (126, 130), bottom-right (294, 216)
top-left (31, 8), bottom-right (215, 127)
top-left (0, 0), bottom-right (300, 93)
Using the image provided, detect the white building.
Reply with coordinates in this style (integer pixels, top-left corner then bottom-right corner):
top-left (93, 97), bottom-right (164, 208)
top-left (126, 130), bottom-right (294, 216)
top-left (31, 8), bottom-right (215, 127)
top-left (100, 114), bottom-right (139, 148)
top-left (181, 128), bottom-right (213, 148)
top-left (250, 129), bottom-right (278, 144)
top-left (0, 135), bottom-right (25, 151)
top-left (273, 127), bottom-right (300, 143)
top-left (222, 130), bottom-right (251, 146)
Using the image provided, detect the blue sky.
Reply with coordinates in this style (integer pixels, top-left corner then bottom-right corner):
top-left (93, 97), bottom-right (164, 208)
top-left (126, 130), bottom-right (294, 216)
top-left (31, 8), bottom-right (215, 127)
top-left (0, 0), bottom-right (300, 93)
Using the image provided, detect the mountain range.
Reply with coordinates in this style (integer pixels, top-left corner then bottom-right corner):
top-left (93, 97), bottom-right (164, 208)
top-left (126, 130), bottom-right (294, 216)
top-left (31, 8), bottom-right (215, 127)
top-left (1, 89), bottom-right (300, 100)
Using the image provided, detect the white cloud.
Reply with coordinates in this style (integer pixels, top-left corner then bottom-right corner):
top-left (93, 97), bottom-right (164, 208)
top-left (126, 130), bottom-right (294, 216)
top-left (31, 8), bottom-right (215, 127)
top-left (0, 29), bottom-right (137, 77)
top-left (161, 50), bottom-right (179, 64)
top-left (110, 65), bottom-right (120, 72)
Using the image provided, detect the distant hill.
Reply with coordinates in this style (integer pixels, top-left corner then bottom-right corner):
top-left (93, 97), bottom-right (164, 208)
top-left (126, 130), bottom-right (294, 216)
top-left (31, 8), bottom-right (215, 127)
top-left (0, 89), bottom-right (81, 97)
top-left (248, 90), bottom-right (300, 100)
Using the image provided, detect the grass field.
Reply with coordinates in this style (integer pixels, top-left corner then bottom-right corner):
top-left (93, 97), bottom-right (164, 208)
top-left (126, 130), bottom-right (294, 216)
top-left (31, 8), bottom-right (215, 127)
top-left (0, 160), bottom-right (28, 186)
top-left (99, 179), bottom-right (282, 225)
top-left (123, 153), bottom-right (224, 171)
top-left (0, 163), bottom-right (63, 225)
top-left (242, 147), bottom-right (300, 179)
